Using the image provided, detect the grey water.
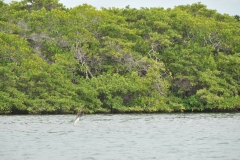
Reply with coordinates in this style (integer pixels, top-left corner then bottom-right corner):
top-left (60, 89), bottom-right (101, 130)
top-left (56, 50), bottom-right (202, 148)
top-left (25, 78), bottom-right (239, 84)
top-left (1, 113), bottom-right (240, 160)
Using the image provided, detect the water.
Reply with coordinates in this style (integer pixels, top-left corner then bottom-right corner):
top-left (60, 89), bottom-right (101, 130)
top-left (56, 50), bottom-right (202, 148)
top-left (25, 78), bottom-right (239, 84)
top-left (1, 113), bottom-right (240, 160)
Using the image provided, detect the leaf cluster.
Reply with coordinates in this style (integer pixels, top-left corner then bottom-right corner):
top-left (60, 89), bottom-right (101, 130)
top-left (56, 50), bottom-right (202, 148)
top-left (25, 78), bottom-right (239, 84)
top-left (0, 1), bottom-right (239, 114)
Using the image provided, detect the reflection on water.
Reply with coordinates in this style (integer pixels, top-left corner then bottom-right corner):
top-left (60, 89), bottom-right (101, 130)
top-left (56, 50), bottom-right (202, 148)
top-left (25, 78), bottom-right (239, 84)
top-left (1, 113), bottom-right (240, 160)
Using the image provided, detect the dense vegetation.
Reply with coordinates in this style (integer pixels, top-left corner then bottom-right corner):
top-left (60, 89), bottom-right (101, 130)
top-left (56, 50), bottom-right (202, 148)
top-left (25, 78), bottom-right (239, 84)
top-left (0, 0), bottom-right (239, 114)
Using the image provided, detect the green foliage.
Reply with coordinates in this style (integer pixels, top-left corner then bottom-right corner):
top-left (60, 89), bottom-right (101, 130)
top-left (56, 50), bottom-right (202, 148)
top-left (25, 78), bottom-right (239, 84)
top-left (234, 15), bottom-right (240, 22)
top-left (0, 1), bottom-right (239, 114)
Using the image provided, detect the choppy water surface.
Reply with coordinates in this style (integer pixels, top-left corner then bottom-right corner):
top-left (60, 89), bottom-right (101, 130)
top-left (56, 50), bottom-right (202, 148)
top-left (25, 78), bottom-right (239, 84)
top-left (1, 113), bottom-right (240, 160)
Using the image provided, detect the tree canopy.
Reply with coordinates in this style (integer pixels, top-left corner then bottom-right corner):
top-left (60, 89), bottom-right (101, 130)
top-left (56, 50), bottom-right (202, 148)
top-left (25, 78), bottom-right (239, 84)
top-left (0, 0), bottom-right (239, 114)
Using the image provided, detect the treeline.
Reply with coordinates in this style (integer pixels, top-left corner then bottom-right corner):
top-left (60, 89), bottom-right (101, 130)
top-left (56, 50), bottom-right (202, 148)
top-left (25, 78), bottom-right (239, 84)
top-left (0, 0), bottom-right (239, 114)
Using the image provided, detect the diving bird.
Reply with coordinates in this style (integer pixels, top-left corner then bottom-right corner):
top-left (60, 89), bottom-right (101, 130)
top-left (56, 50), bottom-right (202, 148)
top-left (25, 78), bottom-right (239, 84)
top-left (73, 108), bottom-right (84, 126)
